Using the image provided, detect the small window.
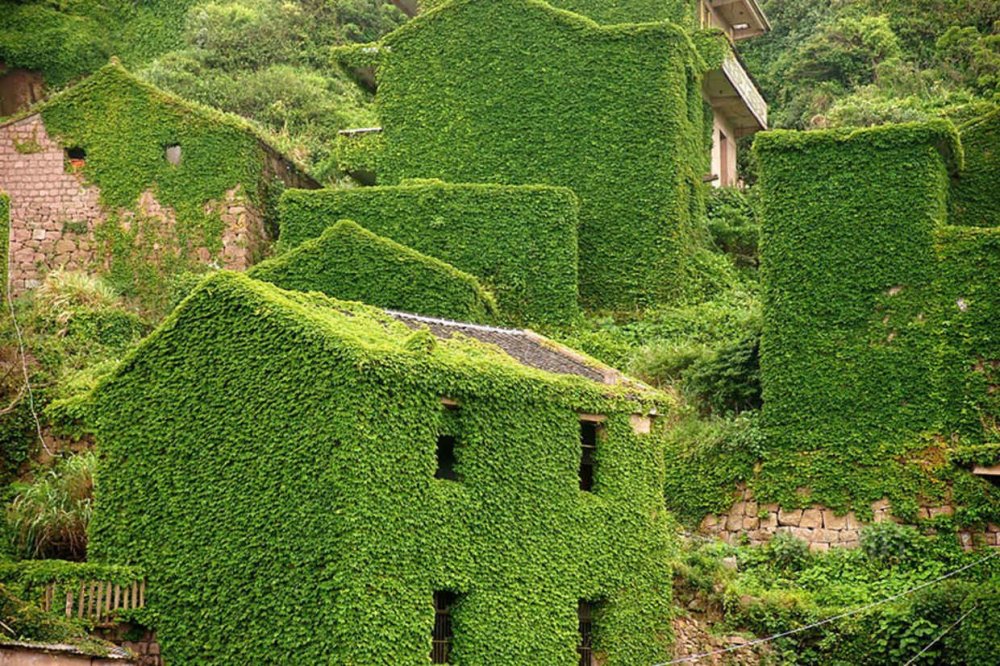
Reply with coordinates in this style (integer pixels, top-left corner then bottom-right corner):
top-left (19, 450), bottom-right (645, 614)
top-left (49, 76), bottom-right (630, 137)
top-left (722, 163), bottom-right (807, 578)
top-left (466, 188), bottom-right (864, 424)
top-left (65, 147), bottom-right (86, 170)
top-left (432, 591), bottom-right (457, 664)
top-left (436, 435), bottom-right (458, 481)
top-left (164, 144), bottom-right (182, 165)
top-left (579, 419), bottom-right (603, 492)
top-left (578, 601), bottom-right (595, 665)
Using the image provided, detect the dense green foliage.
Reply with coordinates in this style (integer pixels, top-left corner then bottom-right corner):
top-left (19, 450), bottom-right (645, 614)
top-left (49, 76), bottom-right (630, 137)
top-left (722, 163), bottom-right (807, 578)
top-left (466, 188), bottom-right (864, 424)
top-left (250, 219), bottom-right (498, 323)
top-left (278, 181), bottom-right (580, 325)
top-left (676, 528), bottom-right (1000, 665)
top-left (90, 272), bottom-right (673, 664)
top-left (373, 0), bottom-right (711, 310)
top-left (750, 120), bottom-right (1000, 521)
top-left (543, 0), bottom-right (693, 26)
top-left (742, 0), bottom-right (1000, 129)
top-left (35, 62), bottom-right (303, 307)
top-left (950, 107), bottom-right (1000, 227)
top-left (0, 0), bottom-right (198, 88)
top-left (935, 226), bottom-right (1000, 444)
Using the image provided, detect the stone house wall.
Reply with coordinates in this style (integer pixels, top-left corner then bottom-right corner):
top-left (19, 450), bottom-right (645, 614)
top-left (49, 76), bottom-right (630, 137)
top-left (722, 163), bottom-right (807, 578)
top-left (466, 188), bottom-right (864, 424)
top-left (698, 486), bottom-right (1000, 552)
top-left (0, 114), bottom-right (301, 296)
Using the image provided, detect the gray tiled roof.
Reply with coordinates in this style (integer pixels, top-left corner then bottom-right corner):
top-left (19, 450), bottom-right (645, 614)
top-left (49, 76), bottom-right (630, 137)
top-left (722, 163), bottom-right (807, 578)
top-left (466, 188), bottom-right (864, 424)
top-left (388, 311), bottom-right (618, 385)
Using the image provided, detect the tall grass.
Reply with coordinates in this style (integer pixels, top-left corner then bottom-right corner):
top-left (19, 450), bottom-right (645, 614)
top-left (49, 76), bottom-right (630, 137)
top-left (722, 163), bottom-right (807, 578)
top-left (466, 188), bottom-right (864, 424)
top-left (7, 453), bottom-right (96, 561)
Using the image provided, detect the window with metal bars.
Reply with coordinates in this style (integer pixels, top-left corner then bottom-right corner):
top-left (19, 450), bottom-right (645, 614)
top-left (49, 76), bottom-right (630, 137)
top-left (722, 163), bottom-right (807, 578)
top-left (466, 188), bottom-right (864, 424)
top-left (579, 419), bottom-right (602, 491)
top-left (432, 591), bottom-right (457, 664)
top-left (578, 600), bottom-right (595, 666)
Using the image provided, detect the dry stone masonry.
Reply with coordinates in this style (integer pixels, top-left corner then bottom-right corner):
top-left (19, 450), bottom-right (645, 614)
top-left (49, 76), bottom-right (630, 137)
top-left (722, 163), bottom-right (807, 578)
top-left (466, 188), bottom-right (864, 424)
top-left (699, 486), bottom-right (1000, 552)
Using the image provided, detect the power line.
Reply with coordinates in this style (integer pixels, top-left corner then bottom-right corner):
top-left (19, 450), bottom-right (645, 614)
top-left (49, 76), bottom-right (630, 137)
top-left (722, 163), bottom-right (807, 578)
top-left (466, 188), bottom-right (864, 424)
top-left (658, 550), bottom-right (997, 665)
top-left (901, 604), bottom-right (977, 666)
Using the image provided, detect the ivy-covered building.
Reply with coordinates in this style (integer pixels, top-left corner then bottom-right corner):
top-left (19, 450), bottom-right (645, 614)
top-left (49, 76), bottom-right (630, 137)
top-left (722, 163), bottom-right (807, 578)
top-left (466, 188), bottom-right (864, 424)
top-left (0, 61), bottom-right (317, 298)
top-left (750, 118), bottom-right (1000, 517)
top-left (90, 271), bottom-right (673, 665)
top-left (334, 0), bottom-right (770, 311)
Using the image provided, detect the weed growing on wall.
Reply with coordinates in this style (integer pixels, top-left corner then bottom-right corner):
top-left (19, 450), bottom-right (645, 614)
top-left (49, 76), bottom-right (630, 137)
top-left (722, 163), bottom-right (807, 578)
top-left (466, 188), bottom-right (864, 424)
top-left (950, 106), bottom-right (1000, 227)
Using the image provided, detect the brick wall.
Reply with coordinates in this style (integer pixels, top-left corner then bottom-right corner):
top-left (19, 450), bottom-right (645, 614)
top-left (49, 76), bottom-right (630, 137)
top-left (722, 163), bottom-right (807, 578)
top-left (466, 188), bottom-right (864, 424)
top-left (698, 486), bottom-right (1000, 552)
top-left (0, 115), bottom-right (103, 292)
top-left (0, 114), bottom-right (273, 295)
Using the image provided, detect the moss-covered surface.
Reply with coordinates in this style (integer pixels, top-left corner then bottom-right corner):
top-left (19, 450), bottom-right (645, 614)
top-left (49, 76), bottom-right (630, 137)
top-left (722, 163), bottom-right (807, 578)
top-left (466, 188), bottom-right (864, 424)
top-left (250, 219), bottom-right (498, 323)
top-left (278, 181), bottom-right (580, 326)
top-left (950, 106), bottom-right (1000, 227)
top-left (90, 271), bottom-right (674, 664)
top-left (373, 0), bottom-right (711, 310)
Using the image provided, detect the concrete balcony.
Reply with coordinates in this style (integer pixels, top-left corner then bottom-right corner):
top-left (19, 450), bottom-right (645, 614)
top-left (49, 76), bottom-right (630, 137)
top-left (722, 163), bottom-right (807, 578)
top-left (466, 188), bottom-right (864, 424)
top-left (704, 49), bottom-right (768, 136)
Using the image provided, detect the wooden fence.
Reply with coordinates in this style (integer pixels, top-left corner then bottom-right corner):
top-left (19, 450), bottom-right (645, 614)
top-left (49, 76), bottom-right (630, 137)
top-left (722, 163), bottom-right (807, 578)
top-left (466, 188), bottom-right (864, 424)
top-left (40, 579), bottom-right (145, 625)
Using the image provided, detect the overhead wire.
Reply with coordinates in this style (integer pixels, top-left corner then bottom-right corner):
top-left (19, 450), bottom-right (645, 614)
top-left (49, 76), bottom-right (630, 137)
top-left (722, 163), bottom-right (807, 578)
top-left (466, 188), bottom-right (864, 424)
top-left (656, 550), bottom-right (997, 665)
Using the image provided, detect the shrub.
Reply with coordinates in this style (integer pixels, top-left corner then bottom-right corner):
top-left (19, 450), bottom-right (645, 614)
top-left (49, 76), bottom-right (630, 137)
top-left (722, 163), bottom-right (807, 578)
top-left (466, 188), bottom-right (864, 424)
top-left (705, 187), bottom-right (760, 270)
top-left (8, 453), bottom-right (96, 561)
top-left (860, 521), bottom-right (922, 566)
top-left (767, 531), bottom-right (810, 572)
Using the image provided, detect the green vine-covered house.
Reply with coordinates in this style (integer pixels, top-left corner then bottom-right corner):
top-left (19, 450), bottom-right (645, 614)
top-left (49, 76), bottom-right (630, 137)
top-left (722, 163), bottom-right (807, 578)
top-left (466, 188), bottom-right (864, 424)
top-left (333, 0), bottom-right (771, 311)
top-left (90, 271), bottom-right (673, 665)
top-left (0, 61), bottom-right (317, 298)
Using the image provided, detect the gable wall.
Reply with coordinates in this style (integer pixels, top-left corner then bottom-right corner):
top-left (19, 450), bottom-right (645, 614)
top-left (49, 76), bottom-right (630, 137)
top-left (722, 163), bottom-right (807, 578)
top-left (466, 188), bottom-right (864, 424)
top-left (0, 115), bottom-right (271, 296)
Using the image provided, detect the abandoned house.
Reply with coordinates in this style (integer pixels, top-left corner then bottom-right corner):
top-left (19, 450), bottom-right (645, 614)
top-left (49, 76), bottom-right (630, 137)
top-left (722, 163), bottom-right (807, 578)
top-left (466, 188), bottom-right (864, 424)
top-left (89, 271), bottom-right (673, 665)
top-left (0, 61), bottom-right (318, 296)
top-left (335, 0), bottom-right (770, 310)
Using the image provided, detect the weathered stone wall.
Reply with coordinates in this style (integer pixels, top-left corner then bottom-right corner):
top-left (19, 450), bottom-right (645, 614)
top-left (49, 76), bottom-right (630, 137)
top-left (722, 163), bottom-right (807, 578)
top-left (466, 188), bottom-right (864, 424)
top-left (119, 632), bottom-right (161, 666)
top-left (0, 114), bottom-right (277, 295)
top-left (699, 486), bottom-right (1000, 552)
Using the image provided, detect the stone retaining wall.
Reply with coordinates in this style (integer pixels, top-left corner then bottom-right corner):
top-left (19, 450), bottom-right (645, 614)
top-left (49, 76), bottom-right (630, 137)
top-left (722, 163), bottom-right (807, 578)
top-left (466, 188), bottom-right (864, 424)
top-left (698, 486), bottom-right (1000, 551)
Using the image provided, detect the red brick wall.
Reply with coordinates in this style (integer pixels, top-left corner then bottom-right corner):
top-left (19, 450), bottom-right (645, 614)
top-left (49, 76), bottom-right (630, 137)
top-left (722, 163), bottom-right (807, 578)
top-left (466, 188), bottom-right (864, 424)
top-left (0, 115), bottom-right (103, 293)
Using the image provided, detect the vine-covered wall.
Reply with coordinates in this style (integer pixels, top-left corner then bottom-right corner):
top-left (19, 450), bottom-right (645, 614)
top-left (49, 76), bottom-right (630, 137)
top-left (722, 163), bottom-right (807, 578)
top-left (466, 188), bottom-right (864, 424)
top-left (752, 121), bottom-right (964, 511)
top-left (934, 226), bottom-right (1000, 442)
top-left (373, 0), bottom-right (710, 311)
top-left (90, 271), bottom-right (674, 665)
top-left (950, 107), bottom-right (1000, 228)
top-left (544, 0), bottom-right (695, 26)
top-left (250, 219), bottom-right (498, 324)
top-left (278, 181), bottom-right (580, 326)
top-left (0, 61), bottom-right (312, 304)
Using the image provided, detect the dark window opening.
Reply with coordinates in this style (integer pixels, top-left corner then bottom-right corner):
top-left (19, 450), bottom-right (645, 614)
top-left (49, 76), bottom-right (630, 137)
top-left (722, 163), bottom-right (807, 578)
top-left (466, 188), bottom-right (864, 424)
top-left (432, 591), bottom-right (457, 664)
top-left (435, 435), bottom-right (458, 481)
top-left (578, 600), bottom-right (595, 666)
top-left (164, 144), bottom-right (182, 165)
top-left (580, 420), bottom-right (601, 491)
top-left (65, 147), bottom-right (86, 170)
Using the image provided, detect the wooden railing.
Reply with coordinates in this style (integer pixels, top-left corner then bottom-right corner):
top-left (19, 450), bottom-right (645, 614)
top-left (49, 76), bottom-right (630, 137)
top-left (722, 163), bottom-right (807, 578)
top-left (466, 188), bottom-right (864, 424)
top-left (41, 579), bottom-right (145, 625)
